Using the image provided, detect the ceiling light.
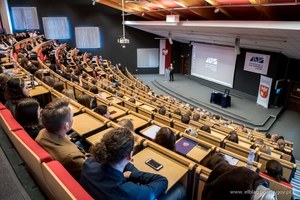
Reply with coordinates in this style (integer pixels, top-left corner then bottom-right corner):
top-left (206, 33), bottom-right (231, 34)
top-left (174, 0), bottom-right (187, 8)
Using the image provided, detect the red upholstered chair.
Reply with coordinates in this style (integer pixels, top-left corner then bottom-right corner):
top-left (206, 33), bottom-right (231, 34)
top-left (0, 110), bottom-right (23, 136)
top-left (12, 129), bottom-right (53, 197)
top-left (42, 161), bottom-right (93, 200)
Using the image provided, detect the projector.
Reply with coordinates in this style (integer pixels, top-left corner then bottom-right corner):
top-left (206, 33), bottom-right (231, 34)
top-left (118, 37), bottom-right (130, 44)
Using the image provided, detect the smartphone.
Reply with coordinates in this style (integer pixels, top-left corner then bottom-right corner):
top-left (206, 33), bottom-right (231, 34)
top-left (145, 158), bottom-right (163, 171)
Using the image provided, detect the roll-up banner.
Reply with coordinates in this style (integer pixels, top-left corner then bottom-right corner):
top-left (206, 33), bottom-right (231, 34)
top-left (257, 75), bottom-right (272, 108)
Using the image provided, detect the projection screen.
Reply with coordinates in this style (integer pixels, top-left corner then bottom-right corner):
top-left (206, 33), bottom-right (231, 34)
top-left (191, 43), bottom-right (237, 88)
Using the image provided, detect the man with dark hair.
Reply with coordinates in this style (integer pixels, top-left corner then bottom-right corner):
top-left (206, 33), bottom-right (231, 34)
top-left (193, 113), bottom-right (200, 121)
top-left (158, 106), bottom-right (167, 115)
top-left (36, 98), bottom-right (85, 181)
top-left (181, 114), bottom-right (190, 124)
top-left (94, 105), bottom-right (110, 119)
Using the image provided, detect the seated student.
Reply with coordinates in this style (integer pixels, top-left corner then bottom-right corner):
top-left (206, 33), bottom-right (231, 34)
top-left (184, 126), bottom-right (198, 137)
top-left (128, 97), bottom-right (136, 104)
top-left (203, 153), bottom-right (277, 200)
top-left (200, 125), bottom-right (211, 134)
top-left (192, 113), bottom-right (200, 121)
top-left (77, 94), bottom-right (91, 109)
top-left (275, 138), bottom-right (295, 164)
top-left (227, 130), bottom-right (239, 143)
top-left (174, 108), bottom-right (182, 116)
top-left (53, 81), bottom-right (65, 93)
top-left (265, 160), bottom-right (288, 183)
top-left (35, 98), bottom-right (86, 181)
top-left (154, 127), bottom-right (176, 151)
top-left (181, 114), bottom-right (190, 124)
top-left (158, 106), bottom-right (167, 116)
top-left (15, 98), bottom-right (43, 139)
top-left (118, 119), bottom-right (134, 131)
top-left (62, 89), bottom-right (76, 100)
top-left (0, 73), bottom-right (10, 104)
top-left (80, 127), bottom-right (169, 199)
top-left (4, 77), bottom-right (30, 116)
top-left (93, 105), bottom-right (111, 119)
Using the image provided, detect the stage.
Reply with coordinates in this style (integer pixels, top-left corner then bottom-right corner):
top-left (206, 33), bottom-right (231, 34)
top-left (136, 74), bottom-right (283, 131)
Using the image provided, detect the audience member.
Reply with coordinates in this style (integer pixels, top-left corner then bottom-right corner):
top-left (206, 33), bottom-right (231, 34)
top-left (77, 94), bottom-right (91, 109)
top-left (192, 113), bottom-right (200, 121)
top-left (227, 130), bottom-right (239, 143)
top-left (154, 127), bottom-right (176, 151)
top-left (174, 108), bottom-right (182, 116)
top-left (184, 126), bottom-right (198, 137)
top-left (0, 73), bottom-right (10, 104)
top-left (117, 119), bottom-right (134, 131)
top-left (265, 132), bottom-right (271, 139)
top-left (35, 98), bottom-right (86, 181)
top-left (62, 89), bottom-right (76, 100)
top-left (53, 81), bottom-right (65, 93)
top-left (200, 125), bottom-right (211, 134)
top-left (266, 160), bottom-right (288, 182)
top-left (181, 114), bottom-right (190, 124)
top-left (128, 97), bottom-right (136, 104)
top-left (43, 76), bottom-right (55, 87)
top-left (158, 106), bottom-right (167, 115)
top-left (4, 77), bottom-right (29, 116)
top-left (202, 153), bottom-right (277, 200)
top-left (94, 105), bottom-right (111, 119)
top-left (80, 127), bottom-right (169, 199)
top-left (15, 98), bottom-right (43, 139)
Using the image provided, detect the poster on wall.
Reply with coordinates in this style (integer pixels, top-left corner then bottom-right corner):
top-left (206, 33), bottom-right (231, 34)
top-left (257, 75), bottom-right (272, 108)
top-left (244, 52), bottom-right (270, 75)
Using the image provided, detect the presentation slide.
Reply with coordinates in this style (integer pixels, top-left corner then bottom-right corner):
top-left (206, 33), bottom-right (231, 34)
top-left (191, 43), bottom-right (237, 88)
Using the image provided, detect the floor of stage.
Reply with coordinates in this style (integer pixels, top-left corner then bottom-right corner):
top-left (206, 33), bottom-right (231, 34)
top-left (136, 74), bottom-right (300, 160)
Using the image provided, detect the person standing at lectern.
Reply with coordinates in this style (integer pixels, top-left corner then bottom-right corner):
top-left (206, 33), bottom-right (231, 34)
top-left (169, 63), bottom-right (174, 81)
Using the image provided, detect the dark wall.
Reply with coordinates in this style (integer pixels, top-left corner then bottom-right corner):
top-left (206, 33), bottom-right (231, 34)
top-left (8, 0), bottom-right (159, 74)
top-left (234, 48), bottom-right (288, 97)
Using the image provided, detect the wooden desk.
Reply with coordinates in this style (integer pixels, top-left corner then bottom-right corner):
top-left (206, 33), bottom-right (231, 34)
top-left (69, 104), bottom-right (81, 115)
top-left (108, 106), bottom-right (126, 120)
top-left (117, 114), bottom-right (148, 130)
top-left (239, 140), bottom-right (252, 149)
top-left (72, 113), bottom-right (105, 137)
top-left (106, 96), bottom-right (123, 105)
top-left (176, 137), bottom-right (211, 163)
top-left (100, 91), bottom-right (112, 98)
top-left (29, 86), bottom-right (49, 97)
top-left (140, 104), bottom-right (156, 112)
top-left (132, 147), bottom-right (188, 191)
top-left (85, 127), bottom-right (114, 145)
top-left (140, 124), bottom-right (161, 140)
top-left (211, 130), bottom-right (226, 140)
top-left (124, 96), bottom-right (143, 106)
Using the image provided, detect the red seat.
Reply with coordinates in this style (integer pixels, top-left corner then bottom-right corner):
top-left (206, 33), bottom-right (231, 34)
top-left (0, 110), bottom-right (23, 136)
top-left (42, 161), bottom-right (94, 200)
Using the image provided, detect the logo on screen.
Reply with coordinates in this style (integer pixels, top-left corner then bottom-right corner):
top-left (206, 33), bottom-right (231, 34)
top-left (259, 84), bottom-right (269, 99)
top-left (250, 57), bottom-right (264, 63)
top-left (206, 58), bottom-right (218, 65)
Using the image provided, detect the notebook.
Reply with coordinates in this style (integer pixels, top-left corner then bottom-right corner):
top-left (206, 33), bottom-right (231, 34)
top-left (142, 125), bottom-right (161, 140)
top-left (176, 137), bottom-right (197, 155)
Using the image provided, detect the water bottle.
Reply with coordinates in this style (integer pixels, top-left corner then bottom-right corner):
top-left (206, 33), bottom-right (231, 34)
top-left (30, 74), bottom-right (35, 89)
top-left (247, 149), bottom-right (255, 169)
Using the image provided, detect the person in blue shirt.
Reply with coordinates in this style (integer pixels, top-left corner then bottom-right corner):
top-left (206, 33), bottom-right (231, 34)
top-left (80, 127), bottom-right (170, 200)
